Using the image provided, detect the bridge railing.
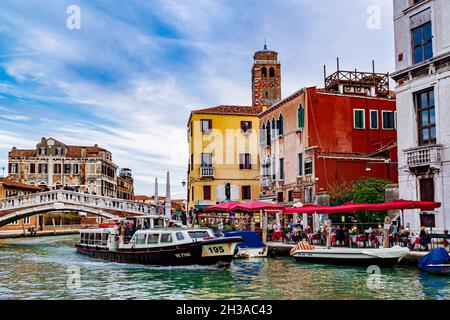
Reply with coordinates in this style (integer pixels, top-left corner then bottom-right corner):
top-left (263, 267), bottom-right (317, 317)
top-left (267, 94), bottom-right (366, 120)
top-left (0, 190), bottom-right (162, 216)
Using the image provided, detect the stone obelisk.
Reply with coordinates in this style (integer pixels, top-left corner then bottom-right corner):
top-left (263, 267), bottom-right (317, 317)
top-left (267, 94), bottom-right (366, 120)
top-left (165, 171), bottom-right (172, 220)
top-left (154, 177), bottom-right (159, 205)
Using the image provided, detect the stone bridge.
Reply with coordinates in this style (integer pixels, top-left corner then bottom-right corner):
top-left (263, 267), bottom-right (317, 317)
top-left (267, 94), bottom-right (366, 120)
top-left (0, 190), bottom-right (164, 227)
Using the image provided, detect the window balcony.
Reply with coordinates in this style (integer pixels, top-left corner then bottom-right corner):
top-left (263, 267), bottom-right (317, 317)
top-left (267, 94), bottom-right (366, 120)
top-left (405, 144), bottom-right (442, 168)
top-left (200, 166), bottom-right (215, 179)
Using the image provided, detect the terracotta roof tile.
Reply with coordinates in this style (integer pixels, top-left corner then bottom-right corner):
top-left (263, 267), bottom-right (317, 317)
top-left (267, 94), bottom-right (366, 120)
top-left (8, 149), bottom-right (36, 157)
top-left (191, 105), bottom-right (261, 116)
top-left (0, 178), bottom-right (42, 191)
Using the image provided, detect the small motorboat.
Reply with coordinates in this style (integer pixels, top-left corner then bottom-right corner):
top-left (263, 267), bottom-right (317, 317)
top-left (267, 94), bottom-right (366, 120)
top-left (76, 226), bottom-right (243, 266)
top-left (418, 248), bottom-right (450, 276)
top-left (290, 241), bottom-right (410, 267)
top-left (223, 231), bottom-right (267, 258)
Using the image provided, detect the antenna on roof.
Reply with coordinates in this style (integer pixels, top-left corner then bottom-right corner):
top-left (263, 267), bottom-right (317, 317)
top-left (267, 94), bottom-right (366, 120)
top-left (264, 38), bottom-right (268, 50)
top-left (336, 57), bottom-right (340, 71)
top-left (323, 64), bottom-right (327, 87)
top-left (372, 59), bottom-right (376, 74)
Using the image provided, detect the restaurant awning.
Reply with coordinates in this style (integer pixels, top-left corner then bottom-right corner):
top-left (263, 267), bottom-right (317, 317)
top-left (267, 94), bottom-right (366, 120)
top-left (234, 200), bottom-right (283, 212)
top-left (204, 201), bottom-right (242, 212)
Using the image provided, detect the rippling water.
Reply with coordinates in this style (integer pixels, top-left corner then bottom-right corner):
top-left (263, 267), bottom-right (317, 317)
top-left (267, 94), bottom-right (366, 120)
top-left (0, 235), bottom-right (449, 300)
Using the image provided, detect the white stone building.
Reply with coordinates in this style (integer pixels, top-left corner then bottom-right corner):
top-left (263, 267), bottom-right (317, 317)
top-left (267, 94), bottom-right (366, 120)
top-left (392, 0), bottom-right (450, 232)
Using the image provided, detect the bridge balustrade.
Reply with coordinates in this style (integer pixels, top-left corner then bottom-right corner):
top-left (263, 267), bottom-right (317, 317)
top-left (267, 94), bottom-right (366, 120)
top-left (0, 190), bottom-right (160, 216)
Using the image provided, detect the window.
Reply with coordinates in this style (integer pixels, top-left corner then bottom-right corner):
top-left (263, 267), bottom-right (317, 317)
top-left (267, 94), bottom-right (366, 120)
top-left (382, 111), bottom-right (396, 130)
top-left (298, 153), bottom-right (303, 177)
top-left (412, 22), bottom-right (432, 64)
top-left (176, 232), bottom-right (185, 241)
top-left (416, 89), bottom-right (436, 145)
top-left (239, 154), bottom-right (252, 170)
top-left (269, 67), bottom-right (275, 78)
top-left (298, 104), bottom-right (305, 128)
top-left (277, 192), bottom-right (284, 203)
top-left (203, 185), bottom-right (212, 201)
top-left (271, 118), bottom-right (276, 139)
top-left (161, 234), bottom-right (173, 243)
top-left (261, 67), bottom-right (267, 77)
top-left (38, 164), bottom-right (48, 174)
top-left (73, 164), bottom-right (79, 174)
top-left (23, 217), bottom-right (30, 224)
top-left (64, 164), bottom-right (72, 174)
top-left (191, 187), bottom-right (194, 201)
top-left (266, 122), bottom-right (271, 146)
top-left (190, 154), bottom-right (194, 171)
top-left (354, 109), bottom-right (365, 129)
top-left (56, 147), bottom-right (63, 156)
top-left (9, 163), bottom-right (18, 174)
top-left (201, 119), bottom-right (212, 134)
top-left (241, 186), bottom-right (251, 200)
top-left (29, 163), bottom-right (35, 174)
top-left (241, 121), bottom-right (252, 134)
top-left (370, 110), bottom-right (379, 129)
top-left (305, 158), bottom-right (313, 176)
top-left (305, 187), bottom-right (313, 204)
top-left (39, 147), bottom-right (46, 156)
top-left (277, 114), bottom-right (284, 136)
top-left (147, 234), bottom-right (160, 244)
top-left (279, 158), bottom-right (284, 180)
top-left (201, 153), bottom-right (213, 167)
top-left (136, 234), bottom-right (147, 245)
top-left (420, 178), bottom-right (434, 202)
top-left (54, 164), bottom-right (62, 174)
top-left (288, 190), bottom-right (294, 203)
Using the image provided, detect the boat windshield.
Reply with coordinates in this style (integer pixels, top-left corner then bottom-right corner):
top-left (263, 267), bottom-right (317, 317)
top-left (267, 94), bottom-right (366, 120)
top-left (188, 231), bottom-right (213, 239)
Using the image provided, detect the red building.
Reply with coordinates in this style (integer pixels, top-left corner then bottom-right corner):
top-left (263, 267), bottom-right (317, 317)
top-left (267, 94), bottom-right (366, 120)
top-left (259, 67), bottom-right (398, 204)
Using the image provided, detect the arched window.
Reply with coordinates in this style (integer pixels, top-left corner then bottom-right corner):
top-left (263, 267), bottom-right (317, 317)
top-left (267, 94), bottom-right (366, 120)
top-left (266, 121), bottom-right (271, 146)
top-left (225, 183), bottom-right (231, 201)
top-left (277, 114), bottom-right (284, 135)
top-left (269, 67), bottom-right (275, 77)
top-left (265, 90), bottom-right (269, 98)
top-left (271, 118), bottom-right (276, 139)
top-left (261, 67), bottom-right (267, 77)
top-left (298, 104), bottom-right (305, 128)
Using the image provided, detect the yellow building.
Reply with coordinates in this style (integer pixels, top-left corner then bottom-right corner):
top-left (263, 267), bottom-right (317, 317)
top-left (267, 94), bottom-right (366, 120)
top-left (187, 105), bottom-right (261, 210)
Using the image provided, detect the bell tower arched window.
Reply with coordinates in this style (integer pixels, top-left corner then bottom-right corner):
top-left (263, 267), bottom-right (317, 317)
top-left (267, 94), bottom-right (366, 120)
top-left (269, 67), bottom-right (275, 78)
top-left (261, 67), bottom-right (267, 77)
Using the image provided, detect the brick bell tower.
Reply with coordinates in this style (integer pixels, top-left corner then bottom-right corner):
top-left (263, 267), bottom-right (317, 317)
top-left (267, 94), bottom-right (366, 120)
top-left (252, 43), bottom-right (281, 108)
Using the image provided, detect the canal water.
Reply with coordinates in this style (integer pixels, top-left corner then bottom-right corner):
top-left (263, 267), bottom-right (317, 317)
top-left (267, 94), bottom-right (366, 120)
top-left (0, 235), bottom-right (448, 300)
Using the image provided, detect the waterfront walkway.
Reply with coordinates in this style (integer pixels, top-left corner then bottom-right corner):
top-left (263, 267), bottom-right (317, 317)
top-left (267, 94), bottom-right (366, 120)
top-left (0, 229), bottom-right (79, 239)
top-left (267, 241), bottom-right (428, 266)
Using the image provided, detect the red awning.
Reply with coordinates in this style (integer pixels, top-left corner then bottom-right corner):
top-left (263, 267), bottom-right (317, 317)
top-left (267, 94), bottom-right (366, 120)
top-left (204, 201), bottom-right (242, 212)
top-left (283, 200), bottom-right (441, 215)
top-left (234, 201), bottom-right (283, 212)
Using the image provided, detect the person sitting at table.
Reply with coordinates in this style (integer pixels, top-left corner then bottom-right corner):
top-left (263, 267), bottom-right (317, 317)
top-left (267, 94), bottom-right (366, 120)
top-left (419, 227), bottom-right (431, 251)
top-left (336, 226), bottom-right (345, 247)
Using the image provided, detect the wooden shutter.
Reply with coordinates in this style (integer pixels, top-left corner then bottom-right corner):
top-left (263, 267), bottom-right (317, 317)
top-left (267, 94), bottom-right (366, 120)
top-left (420, 178), bottom-right (434, 202)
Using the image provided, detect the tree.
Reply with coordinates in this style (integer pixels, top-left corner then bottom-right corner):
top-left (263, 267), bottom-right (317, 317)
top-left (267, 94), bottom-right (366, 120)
top-left (328, 181), bottom-right (353, 206)
top-left (352, 178), bottom-right (392, 223)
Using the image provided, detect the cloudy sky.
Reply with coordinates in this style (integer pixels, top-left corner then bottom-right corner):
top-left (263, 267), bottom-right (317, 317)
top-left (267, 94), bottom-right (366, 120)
top-left (0, 0), bottom-right (395, 198)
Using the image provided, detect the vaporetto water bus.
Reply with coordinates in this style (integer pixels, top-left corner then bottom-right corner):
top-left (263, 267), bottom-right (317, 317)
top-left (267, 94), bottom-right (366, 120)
top-left (75, 225), bottom-right (243, 266)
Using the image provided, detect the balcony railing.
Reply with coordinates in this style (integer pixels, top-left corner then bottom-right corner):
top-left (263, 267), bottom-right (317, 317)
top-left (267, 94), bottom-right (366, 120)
top-left (200, 166), bottom-right (215, 179)
top-left (405, 145), bottom-right (443, 168)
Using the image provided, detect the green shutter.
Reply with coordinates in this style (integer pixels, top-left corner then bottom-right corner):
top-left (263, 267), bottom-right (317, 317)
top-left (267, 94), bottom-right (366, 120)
top-left (298, 106), bottom-right (304, 128)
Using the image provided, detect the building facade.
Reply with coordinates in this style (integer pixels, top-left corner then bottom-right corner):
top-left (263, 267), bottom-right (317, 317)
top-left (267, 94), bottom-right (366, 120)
top-left (259, 68), bottom-right (398, 205)
top-left (187, 106), bottom-right (261, 210)
top-left (392, 0), bottom-right (450, 232)
top-left (0, 177), bottom-right (41, 232)
top-left (116, 168), bottom-right (134, 200)
top-left (8, 137), bottom-right (120, 197)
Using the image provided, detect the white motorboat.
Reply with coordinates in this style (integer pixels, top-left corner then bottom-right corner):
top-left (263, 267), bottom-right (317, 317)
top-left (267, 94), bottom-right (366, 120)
top-left (290, 242), bottom-right (410, 267)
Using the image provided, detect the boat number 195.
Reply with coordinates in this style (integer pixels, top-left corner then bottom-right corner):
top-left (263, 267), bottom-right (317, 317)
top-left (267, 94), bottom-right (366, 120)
top-left (208, 246), bottom-right (225, 254)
